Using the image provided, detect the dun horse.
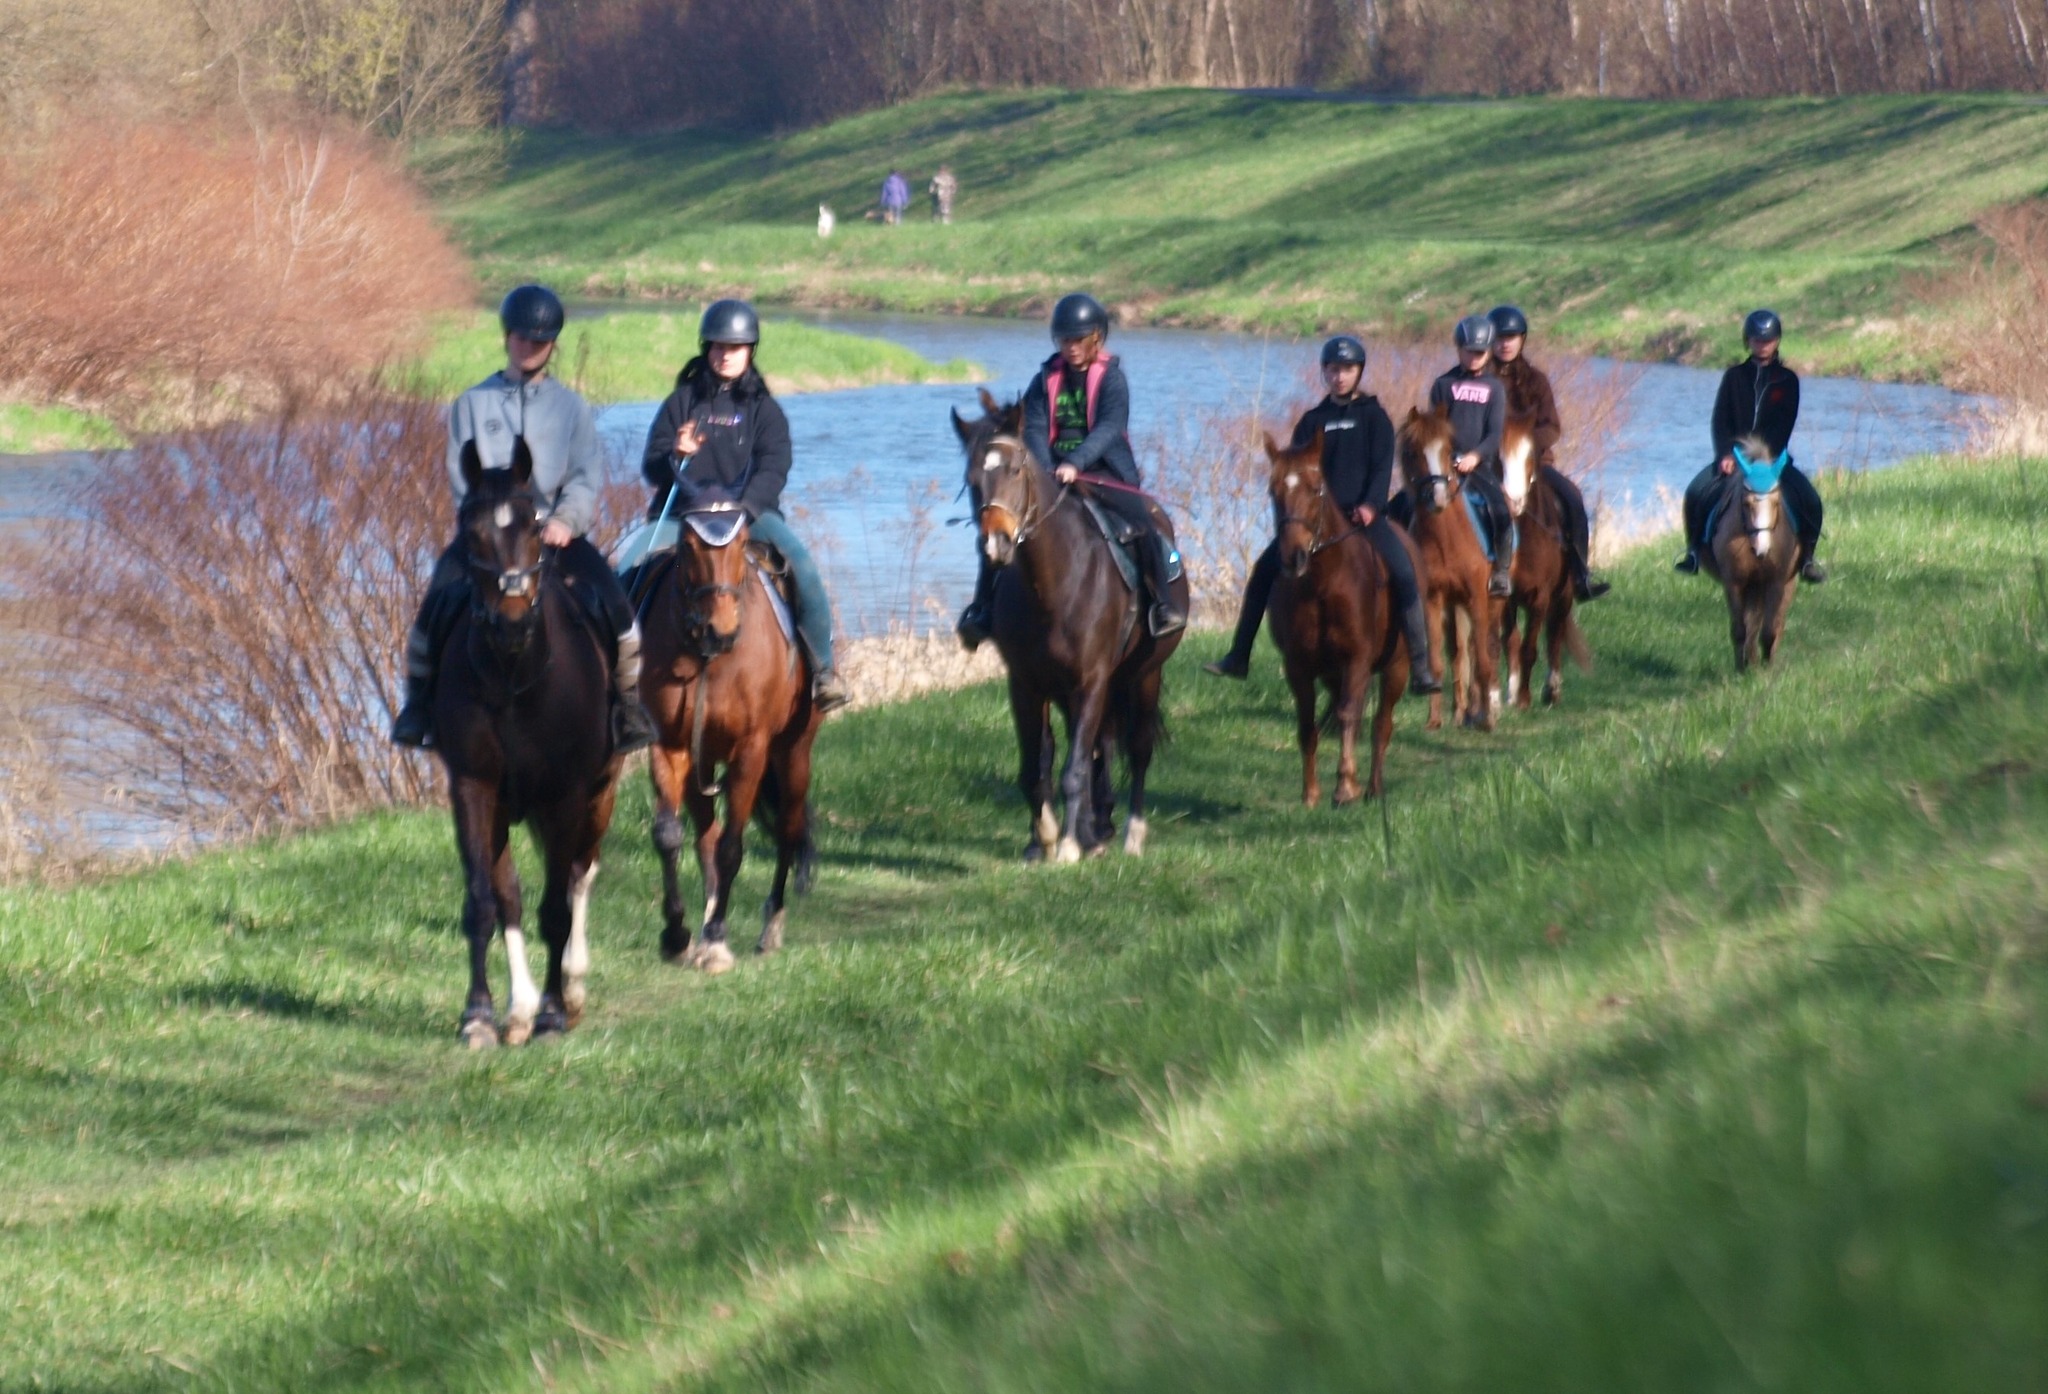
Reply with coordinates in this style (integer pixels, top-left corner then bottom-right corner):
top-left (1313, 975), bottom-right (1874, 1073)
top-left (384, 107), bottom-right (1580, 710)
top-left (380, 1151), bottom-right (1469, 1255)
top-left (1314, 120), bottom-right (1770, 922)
top-left (1264, 430), bottom-right (1414, 804)
top-left (435, 440), bottom-right (624, 1048)
top-left (1701, 435), bottom-right (1804, 671)
top-left (1399, 406), bottom-right (1503, 731)
top-left (953, 390), bottom-right (1187, 862)
top-left (640, 495), bottom-right (822, 973)
top-left (1498, 423), bottom-right (1592, 708)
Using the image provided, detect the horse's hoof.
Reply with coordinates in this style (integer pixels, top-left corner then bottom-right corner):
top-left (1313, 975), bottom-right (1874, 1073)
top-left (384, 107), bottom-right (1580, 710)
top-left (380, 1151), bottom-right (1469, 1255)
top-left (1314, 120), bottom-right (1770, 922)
top-left (660, 926), bottom-right (691, 963)
top-left (502, 1015), bottom-right (535, 1048)
top-left (1122, 817), bottom-right (1148, 857)
top-left (460, 1011), bottom-right (499, 1050)
top-left (1052, 837), bottom-right (1083, 865)
top-left (1333, 785), bottom-right (1362, 808)
top-left (757, 908), bottom-right (785, 955)
top-left (1083, 841), bottom-right (1108, 861)
top-left (696, 941), bottom-right (737, 975)
top-left (532, 1003), bottom-right (568, 1037)
top-left (1022, 842), bottom-right (1048, 865)
top-left (563, 982), bottom-right (586, 1029)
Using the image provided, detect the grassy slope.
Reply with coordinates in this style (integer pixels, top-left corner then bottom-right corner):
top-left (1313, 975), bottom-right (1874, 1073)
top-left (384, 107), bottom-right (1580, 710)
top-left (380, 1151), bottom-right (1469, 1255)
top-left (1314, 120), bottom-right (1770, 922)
top-left (0, 402), bottom-right (125, 454)
top-left (441, 90), bottom-right (2048, 381)
top-left (408, 311), bottom-right (981, 403)
top-left (6, 457), bottom-right (2048, 1390)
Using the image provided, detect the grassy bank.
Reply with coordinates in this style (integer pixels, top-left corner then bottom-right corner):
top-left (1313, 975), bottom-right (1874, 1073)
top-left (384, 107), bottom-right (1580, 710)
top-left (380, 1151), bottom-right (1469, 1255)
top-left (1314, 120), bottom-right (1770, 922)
top-left (411, 310), bottom-right (982, 402)
top-left (0, 402), bottom-right (125, 454)
top-left (6, 456), bottom-right (2048, 1388)
top-left (440, 90), bottom-right (2048, 381)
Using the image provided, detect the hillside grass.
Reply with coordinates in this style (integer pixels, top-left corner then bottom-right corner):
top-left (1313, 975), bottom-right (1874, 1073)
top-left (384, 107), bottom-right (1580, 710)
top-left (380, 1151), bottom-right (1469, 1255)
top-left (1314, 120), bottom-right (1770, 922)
top-left (409, 310), bottom-right (982, 403)
top-left (438, 90), bottom-right (2048, 382)
top-left (0, 402), bottom-right (125, 454)
top-left (6, 455), bottom-right (2048, 1389)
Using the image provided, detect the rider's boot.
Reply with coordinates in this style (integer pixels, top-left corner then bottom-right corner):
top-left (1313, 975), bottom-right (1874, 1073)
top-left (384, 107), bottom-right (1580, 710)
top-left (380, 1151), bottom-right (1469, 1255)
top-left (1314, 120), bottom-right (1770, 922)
top-left (390, 602), bottom-right (444, 748)
top-left (1799, 548), bottom-right (1828, 584)
top-left (1144, 535), bottom-right (1187, 638)
top-left (812, 666), bottom-right (851, 714)
top-left (1673, 549), bottom-right (1701, 574)
top-left (1488, 557), bottom-right (1513, 599)
top-left (1401, 594), bottom-right (1442, 694)
top-left (610, 621), bottom-right (659, 754)
top-left (956, 558), bottom-right (995, 652)
top-left (1573, 551), bottom-right (1612, 601)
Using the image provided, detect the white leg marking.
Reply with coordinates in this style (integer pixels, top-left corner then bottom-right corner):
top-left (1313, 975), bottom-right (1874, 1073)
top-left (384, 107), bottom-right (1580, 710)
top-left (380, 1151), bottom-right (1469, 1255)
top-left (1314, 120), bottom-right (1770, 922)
top-left (697, 940), bottom-right (737, 975)
top-left (1054, 835), bottom-right (1083, 865)
top-left (1506, 667), bottom-right (1522, 705)
top-left (1034, 802), bottom-right (1059, 852)
top-left (564, 862), bottom-right (596, 1021)
top-left (1122, 816), bottom-right (1148, 857)
top-left (759, 904), bottom-right (786, 954)
top-left (502, 926), bottom-right (540, 1046)
top-left (701, 894), bottom-right (722, 931)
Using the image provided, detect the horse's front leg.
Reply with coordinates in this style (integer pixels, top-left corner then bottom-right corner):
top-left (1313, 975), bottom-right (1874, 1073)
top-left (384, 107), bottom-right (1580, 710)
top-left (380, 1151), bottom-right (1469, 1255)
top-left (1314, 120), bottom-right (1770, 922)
top-left (1515, 597), bottom-right (1544, 710)
top-left (1054, 689), bottom-right (1109, 864)
top-left (1332, 659), bottom-right (1369, 807)
top-left (1762, 575), bottom-right (1794, 665)
top-left (1286, 659), bottom-right (1322, 807)
top-left (1121, 667), bottom-right (1165, 856)
top-left (1424, 592), bottom-right (1447, 730)
top-left (1469, 597), bottom-right (1501, 731)
top-left (1010, 684), bottom-right (1057, 864)
top-left (1368, 652), bottom-right (1407, 800)
top-left (759, 736), bottom-right (815, 956)
top-left (651, 743), bottom-right (695, 962)
top-left (451, 779), bottom-right (506, 1049)
top-left (694, 746), bottom-right (766, 974)
top-left (530, 818), bottom-right (576, 1039)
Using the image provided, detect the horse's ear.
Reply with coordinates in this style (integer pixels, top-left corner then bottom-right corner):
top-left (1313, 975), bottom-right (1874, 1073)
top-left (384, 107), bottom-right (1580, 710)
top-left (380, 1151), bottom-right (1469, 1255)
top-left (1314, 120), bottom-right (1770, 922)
top-left (1262, 431), bottom-right (1282, 460)
top-left (460, 437), bottom-right (483, 491)
top-left (952, 406), bottom-right (974, 444)
top-left (977, 386), bottom-right (1000, 416)
top-left (510, 435), bottom-right (534, 486)
top-left (1401, 407), bottom-right (1421, 425)
top-left (1001, 401), bottom-right (1024, 432)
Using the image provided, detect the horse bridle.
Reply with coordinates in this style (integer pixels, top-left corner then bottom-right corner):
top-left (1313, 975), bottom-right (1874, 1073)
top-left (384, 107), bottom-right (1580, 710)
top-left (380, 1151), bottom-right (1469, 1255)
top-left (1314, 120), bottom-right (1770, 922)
top-left (977, 433), bottom-right (1069, 546)
top-left (1276, 480), bottom-right (1364, 557)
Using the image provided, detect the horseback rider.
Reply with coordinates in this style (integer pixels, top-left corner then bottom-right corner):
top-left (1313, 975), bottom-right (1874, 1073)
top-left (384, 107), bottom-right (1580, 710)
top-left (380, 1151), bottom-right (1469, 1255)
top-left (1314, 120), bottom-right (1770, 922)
top-left (1203, 335), bottom-right (1441, 693)
top-left (1676, 309), bottom-right (1826, 582)
top-left (957, 292), bottom-right (1188, 648)
top-left (391, 284), bottom-right (658, 753)
top-left (1427, 315), bottom-right (1518, 599)
top-left (639, 298), bottom-right (850, 714)
top-left (1488, 304), bottom-right (1610, 601)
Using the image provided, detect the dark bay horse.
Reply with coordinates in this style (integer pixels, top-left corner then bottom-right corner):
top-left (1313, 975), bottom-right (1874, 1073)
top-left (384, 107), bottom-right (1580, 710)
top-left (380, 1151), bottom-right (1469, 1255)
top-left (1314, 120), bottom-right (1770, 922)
top-left (953, 390), bottom-right (1187, 863)
top-left (1398, 406), bottom-right (1502, 732)
top-left (1499, 422), bottom-right (1592, 709)
top-left (1264, 430), bottom-right (1413, 804)
top-left (640, 497), bottom-right (822, 973)
top-left (1701, 434), bottom-right (1803, 672)
top-left (435, 439), bottom-right (623, 1048)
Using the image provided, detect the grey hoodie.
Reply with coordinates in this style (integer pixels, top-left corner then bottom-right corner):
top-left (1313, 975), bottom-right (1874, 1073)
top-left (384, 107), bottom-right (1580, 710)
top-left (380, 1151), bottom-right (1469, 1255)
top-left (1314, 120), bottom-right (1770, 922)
top-left (445, 372), bottom-right (604, 538)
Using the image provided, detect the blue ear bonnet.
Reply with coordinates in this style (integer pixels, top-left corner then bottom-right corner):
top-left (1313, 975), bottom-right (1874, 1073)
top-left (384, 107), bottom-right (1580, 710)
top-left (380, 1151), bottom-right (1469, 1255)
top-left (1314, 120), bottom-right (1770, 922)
top-left (1733, 443), bottom-right (1791, 494)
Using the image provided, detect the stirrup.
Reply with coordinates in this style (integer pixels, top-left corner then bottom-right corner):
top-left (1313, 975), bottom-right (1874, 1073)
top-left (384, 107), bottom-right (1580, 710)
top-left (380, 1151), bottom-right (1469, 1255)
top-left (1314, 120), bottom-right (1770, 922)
top-left (1147, 603), bottom-right (1187, 638)
top-left (812, 667), bottom-right (851, 714)
top-left (1578, 571), bottom-right (1611, 600)
top-left (1408, 659), bottom-right (1443, 695)
top-left (1674, 551), bottom-right (1700, 574)
top-left (956, 604), bottom-right (991, 653)
top-left (1487, 570), bottom-right (1512, 598)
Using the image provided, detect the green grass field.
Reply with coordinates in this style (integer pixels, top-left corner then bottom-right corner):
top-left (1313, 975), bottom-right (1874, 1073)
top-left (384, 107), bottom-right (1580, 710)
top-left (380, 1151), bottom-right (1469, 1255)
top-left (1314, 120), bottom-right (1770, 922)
top-left (408, 310), bottom-right (981, 403)
top-left (6, 456), bottom-right (2048, 1389)
top-left (0, 402), bottom-right (125, 454)
top-left (438, 89), bottom-right (2048, 381)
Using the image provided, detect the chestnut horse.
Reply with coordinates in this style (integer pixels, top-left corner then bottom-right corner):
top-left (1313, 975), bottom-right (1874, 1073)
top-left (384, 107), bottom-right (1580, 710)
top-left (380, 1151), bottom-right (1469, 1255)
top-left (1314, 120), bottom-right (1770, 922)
top-left (1398, 405), bottom-right (1502, 731)
top-left (1701, 434), bottom-right (1803, 672)
top-left (435, 439), bottom-right (623, 1048)
top-left (640, 496), bottom-right (822, 973)
top-left (1499, 423), bottom-right (1592, 709)
top-left (953, 390), bottom-right (1188, 863)
top-left (1264, 430), bottom-right (1413, 804)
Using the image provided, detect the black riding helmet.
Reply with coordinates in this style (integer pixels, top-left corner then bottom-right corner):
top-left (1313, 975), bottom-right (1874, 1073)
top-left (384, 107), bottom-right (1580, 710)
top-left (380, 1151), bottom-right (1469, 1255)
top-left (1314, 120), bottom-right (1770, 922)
top-left (1050, 293), bottom-right (1110, 343)
top-left (1743, 308), bottom-right (1783, 344)
top-left (1320, 334), bottom-right (1367, 368)
top-left (1454, 314), bottom-right (1495, 351)
top-left (699, 298), bottom-right (761, 346)
top-left (499, 284), bottom-right (565, 342)
top-left (1487, 304), bottom-right (1529, 339)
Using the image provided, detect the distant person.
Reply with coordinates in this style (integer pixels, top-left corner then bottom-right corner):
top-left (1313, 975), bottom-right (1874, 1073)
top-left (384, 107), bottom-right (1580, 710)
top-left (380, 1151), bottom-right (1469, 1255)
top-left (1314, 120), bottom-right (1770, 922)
top-left (391, 284), bottom-right (656, 753)
top-left (880, 170), bottom-right (910, 226)
top-left (957, 292), bottom-right (1186, 648)
top-left (639, 299), bottom-right (848, 712)
top-left (1488, 304), bottom-right (1608, 600)
top-left (1675, 309), bottom-right (1825, 582)
top-left (1203, 335), bottom-right (1439, 692)
top-left (929, 165), bottom-right (958, 223)
top-left (1427, 315), bottom-right (1517, 600)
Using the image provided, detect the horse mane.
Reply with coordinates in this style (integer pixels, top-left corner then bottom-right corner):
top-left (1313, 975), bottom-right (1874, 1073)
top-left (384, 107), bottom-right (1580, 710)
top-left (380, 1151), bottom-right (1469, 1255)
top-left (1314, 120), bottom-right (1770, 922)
top-left (1731, 432), bottom-right (1775, 463)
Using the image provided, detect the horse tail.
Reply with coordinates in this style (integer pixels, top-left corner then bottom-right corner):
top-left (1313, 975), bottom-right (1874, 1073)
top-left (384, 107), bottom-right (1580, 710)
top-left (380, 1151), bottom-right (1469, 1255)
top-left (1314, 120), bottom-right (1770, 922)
top-left (751, 771), bottom-right (819, 896)
top-left (1562, 611), bottom-right (1594, 671)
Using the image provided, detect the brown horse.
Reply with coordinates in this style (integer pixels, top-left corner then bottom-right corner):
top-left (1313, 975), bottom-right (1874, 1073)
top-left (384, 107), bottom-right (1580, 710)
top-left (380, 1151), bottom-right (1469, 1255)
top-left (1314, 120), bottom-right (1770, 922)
top-left (435, 439), bottom-right (623, 1048)
top-left (1700, 434), bottom-right (1803, 672)
top-left (1264, 430), bottom-right (1413, 805)
top-left (640, 496), bottom-right (822, 974)
top-left (953, 390), bottom-right (1188, 863)
top-left (1499, 422), bottom-right (1592, 708)
top-left (1398, 405), bottom-right (1502, 731)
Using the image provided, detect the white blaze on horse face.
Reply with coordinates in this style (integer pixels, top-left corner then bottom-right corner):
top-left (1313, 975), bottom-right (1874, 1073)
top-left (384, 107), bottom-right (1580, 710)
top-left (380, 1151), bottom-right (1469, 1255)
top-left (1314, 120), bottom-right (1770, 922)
top-left (494, 503), bottom-right (513, 529)
top-left (984, 450), bottom-right (1006, 472)
top-left (1503, 439), bottom-right (1532, 517)
top-left (1747, 492), bottom-right (1778, 556)
top-left (1284, 472), bottom-right (1300, 490)
top-left (984, 533), bottom-right (1004, 560)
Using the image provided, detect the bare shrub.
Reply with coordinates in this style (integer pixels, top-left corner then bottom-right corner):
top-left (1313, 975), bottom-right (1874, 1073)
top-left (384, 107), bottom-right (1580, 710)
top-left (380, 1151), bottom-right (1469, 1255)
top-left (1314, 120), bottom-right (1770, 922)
top-left (1941, 201), bottom-right (2048, 456)
top-left (2, 383), bottom-right (454, 835)
top-left (0, 118), bottom-right (471, 428)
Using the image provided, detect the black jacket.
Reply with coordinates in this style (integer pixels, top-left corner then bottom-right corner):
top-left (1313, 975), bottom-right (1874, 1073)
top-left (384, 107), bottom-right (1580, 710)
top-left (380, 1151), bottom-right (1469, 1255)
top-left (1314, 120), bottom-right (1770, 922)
top-left (1429, 365), bottom-right (1506, 468)
top-left (1711, 357), bottom-right (1800, 460)
top-left (1021, 353), bottom-right (1141, 485)
top-left (640, 364), bottom-right (793, 519)
top-left (1292, 394), bottom-right (1396, 513)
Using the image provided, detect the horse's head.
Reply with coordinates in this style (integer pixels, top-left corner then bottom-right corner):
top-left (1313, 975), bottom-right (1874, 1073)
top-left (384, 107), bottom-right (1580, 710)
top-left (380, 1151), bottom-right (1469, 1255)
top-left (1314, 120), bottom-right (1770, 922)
top-left (1266, 429), bottom-right (1330, 579)
top-left (1399, 406), bottom-right (1457, 514)
top-left (1732, 434), bottom-right (1789, 560)
top-left (1501, 419), bottom-right (1535, 519)
top-left (458, 436), bottom-right (547, 653)
top-left (953, 387), bottom-right (1035, 568)
top-left (675, 491), bottom-right (750, 656)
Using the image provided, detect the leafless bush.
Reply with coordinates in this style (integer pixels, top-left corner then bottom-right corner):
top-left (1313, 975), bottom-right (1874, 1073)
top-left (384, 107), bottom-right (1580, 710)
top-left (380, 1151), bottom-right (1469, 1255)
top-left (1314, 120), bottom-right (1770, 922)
top-left (1941, 201), bottom-right (2048, 456)
top-left (0, 117), bottom-right (471, 429)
